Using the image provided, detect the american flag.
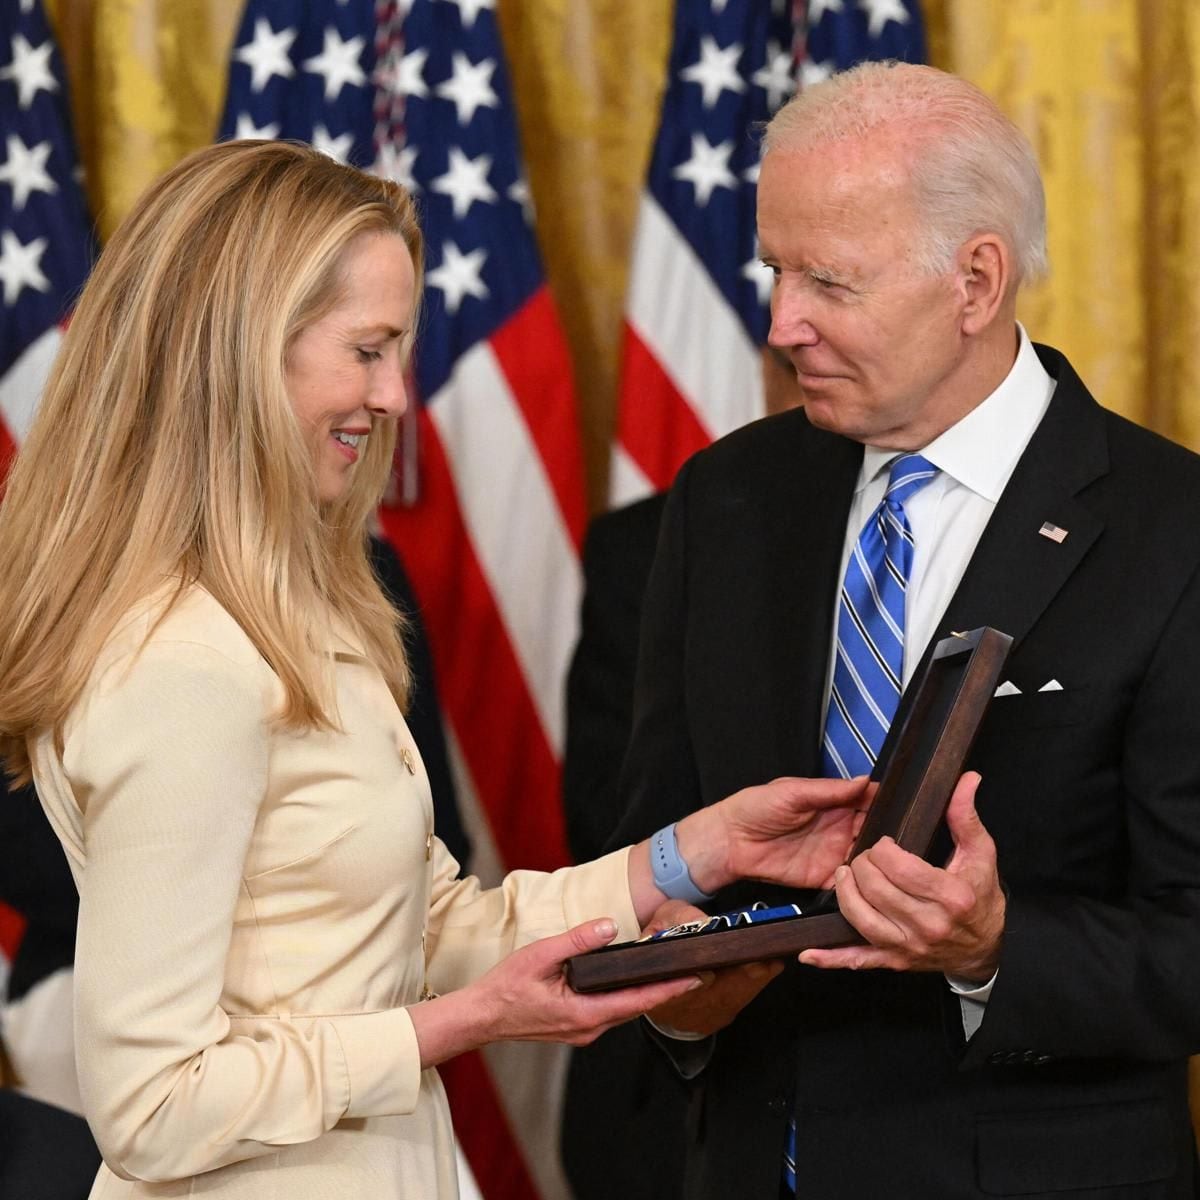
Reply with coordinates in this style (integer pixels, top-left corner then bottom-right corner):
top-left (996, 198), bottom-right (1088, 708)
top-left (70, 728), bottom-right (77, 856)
top-left (0, 0), bottom-right (94, 998)
top-left (611, 0), bottom-right (925, 505)
top-left (0, 0), bottom-right (92, 492)
top-left (222, 2), bottom-right (584, 1198)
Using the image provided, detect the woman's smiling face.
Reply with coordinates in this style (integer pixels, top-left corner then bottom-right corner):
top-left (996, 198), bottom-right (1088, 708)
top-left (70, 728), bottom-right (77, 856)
top-left (285, 232), bottom-right (416, 502)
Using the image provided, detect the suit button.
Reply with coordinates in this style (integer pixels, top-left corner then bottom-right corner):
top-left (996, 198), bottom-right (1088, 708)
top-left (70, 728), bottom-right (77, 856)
top-left (987, 1051), bottom-right (1006, 1065)
top-left (1021, 1050), bottom-right (1037, 1064)
top-left (1034, 1054), bottom-right (1052, 1066)
top-left (767, 1096), bottom-right (789, 1115)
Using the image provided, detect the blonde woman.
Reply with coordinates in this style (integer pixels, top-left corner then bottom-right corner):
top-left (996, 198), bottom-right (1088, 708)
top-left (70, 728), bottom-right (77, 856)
top-left (0, 141), bottom-right (864, 1198)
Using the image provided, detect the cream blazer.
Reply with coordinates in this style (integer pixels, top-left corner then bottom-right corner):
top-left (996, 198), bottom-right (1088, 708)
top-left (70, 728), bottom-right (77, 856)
top-left (31, 586), bottom-right (639, 1199)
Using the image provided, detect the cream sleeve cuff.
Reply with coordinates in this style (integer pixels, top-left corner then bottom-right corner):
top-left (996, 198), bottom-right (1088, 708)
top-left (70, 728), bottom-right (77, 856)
top-left (330, 1007), bottom-right (423, 1118)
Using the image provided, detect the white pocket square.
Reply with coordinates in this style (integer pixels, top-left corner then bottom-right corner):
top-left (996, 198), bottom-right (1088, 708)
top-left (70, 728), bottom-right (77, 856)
top-left (1038, 679), bottom-right (1064, 692)
top-left (994, 681), bottom-right (1022, 697)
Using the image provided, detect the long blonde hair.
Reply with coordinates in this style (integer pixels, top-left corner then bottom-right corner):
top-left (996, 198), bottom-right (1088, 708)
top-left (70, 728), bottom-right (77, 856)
top-left (0, 140), bottom-right (423, 781)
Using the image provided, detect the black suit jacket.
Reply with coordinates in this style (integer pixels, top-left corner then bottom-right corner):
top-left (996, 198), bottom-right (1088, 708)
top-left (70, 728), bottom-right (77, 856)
top-left (0, 1091), bottom-right (99, 1200)
top-left (612, 345), bottom-right (1200, 1199)
top-left (558, 494), bottom-right (690, 1200)
top-left (368, 535), bottom-right (470, 866)
top-left (563, 493), bottom-right (668, 865)
top-left (0, 780), bottom-right (77, 1003)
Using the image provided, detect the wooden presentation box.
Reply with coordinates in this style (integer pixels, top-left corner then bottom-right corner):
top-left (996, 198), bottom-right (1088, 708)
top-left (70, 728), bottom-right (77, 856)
top-left (564, 626), bottom-right (1013, 994)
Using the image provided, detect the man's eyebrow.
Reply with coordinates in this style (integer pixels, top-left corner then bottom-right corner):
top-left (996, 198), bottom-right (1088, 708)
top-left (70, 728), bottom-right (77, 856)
top-left (808, 264), bottom-right (856, 285)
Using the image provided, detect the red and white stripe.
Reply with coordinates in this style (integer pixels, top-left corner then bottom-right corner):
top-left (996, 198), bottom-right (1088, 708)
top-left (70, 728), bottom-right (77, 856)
top-left (611, 194), bottom-right (764, 505)
top-left (0, 902), bottom-right (26, 1004)
top-left (1, 325), bottom-right (63, 486)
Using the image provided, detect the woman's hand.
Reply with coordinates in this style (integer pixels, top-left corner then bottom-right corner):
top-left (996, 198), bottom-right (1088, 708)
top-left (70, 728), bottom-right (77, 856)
top-left (408, 919), bottom-right (702, 1069)
top-left (674, 776), bottom-right (869, 899)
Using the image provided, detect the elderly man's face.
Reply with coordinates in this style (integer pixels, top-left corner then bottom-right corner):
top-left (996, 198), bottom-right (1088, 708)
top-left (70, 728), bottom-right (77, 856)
top-left (758, 134), bottom-right (968, 449)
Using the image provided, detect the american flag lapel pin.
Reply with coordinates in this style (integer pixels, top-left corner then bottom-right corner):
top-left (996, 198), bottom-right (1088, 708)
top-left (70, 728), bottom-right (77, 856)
top-left (1039, 522), bottom-right (1069, 544)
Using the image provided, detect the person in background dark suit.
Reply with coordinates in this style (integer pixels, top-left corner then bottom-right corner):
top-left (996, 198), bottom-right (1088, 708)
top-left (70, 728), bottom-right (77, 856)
top-left (561, 493), bottom-right (667, 869)
top-left (560, 353), bottom-right (801, 1200)
top-left (612, 61), bottom-right (1200, 1198)
top-left (0, 1089), bottom-right (100, 1200)
top-left (368, 534), bottom-right (469, 865)
top-left (0, 782), bottom-right (99, 1200)
top-left (0, 782), bottom-right (78, 1016)
top-left (558, 491), bottom-right (681, 1200)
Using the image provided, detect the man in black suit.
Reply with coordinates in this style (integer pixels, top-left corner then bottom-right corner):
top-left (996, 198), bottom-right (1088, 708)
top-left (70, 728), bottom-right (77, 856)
top-left (612, 62), bottom-right (1200, 1198)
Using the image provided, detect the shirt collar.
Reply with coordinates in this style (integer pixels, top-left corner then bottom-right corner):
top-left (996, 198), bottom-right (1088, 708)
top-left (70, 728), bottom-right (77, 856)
top-left (858, 324), bottom-right (1055, 501)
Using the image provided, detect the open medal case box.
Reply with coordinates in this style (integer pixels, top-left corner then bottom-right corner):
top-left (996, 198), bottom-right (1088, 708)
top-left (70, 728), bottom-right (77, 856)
top-left (564, 626), bottom-right (1012, 993)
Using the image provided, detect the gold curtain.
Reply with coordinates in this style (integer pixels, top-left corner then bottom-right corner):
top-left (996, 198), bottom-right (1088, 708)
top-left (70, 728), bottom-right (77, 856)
top-left (927, 0), bottom-right (1200, 451)
top-left (46, 0), bottom-right (239, 242)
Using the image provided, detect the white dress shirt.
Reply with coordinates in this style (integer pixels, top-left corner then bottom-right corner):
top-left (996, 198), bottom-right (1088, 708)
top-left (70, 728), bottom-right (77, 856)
top-left (831, 324), bottom-right (1055, 1035)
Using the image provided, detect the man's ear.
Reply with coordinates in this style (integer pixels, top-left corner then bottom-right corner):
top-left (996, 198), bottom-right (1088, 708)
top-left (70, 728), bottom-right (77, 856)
top-left (956, 234), bottom-right (1011, 336)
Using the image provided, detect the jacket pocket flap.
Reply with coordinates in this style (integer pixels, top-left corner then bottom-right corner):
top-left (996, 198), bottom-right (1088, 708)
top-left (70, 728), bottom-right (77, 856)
top-left (976, 1098), bottom-right (1173, 1195)
top-left (981, 685), bottom-right (1093, 733)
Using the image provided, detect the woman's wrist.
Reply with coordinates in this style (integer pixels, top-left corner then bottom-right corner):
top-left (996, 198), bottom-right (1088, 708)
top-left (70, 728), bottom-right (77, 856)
top-left (673, 806), bottom-right (732, 898)
top-left (628, 807), bottom-right (733, 923)
top-left (645, 822), bottom-right (716, 905)
top-left (407, 985), bottom-right (493, 1070)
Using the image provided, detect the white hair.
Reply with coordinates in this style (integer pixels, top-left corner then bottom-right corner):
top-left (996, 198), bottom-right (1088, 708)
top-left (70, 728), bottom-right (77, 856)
top-left (763, 62), bottom-right (1048, 284)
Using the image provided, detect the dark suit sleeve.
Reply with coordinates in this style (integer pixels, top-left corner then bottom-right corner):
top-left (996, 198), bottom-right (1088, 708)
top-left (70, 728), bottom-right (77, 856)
top-left (968, 557), bottom-right (1200, 1065)
top-left (0, 778), bottom-right (78, 1002)
top-left (563, 497), bottom-right (665, 862)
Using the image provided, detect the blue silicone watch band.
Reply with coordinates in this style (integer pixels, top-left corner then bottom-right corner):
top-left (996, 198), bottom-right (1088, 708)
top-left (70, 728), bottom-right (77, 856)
top-left (650, 822), bottom-right (715, 905)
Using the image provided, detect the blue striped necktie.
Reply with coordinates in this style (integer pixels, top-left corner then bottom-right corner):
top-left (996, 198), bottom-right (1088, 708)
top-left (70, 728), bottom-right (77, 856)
top-left (783, 452), bottom-right (937, 1195)
top-left (822, 452), bottom-right (939, 779)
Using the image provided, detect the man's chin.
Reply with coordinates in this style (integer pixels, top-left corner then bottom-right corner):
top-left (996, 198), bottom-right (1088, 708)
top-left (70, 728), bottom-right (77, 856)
top-left (797, 393), bottom-right (853, 436)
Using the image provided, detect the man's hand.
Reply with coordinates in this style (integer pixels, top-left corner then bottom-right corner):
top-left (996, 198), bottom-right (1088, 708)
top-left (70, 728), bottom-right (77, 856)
top-left (641, 901), bottom-right (783, 1038)
top-left (677, 776), bottom-right (868, 897)
top-left (799, 773), bottom-right (1005, 982)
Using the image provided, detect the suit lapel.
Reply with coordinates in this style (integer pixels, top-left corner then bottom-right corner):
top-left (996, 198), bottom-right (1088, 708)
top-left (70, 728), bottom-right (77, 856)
top-left (934, 346), bottom-right (1108, 654)
top-left (871, 347), bottom-right (1109, 768)
top-left (758, 413), bottom-right (863, 773)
